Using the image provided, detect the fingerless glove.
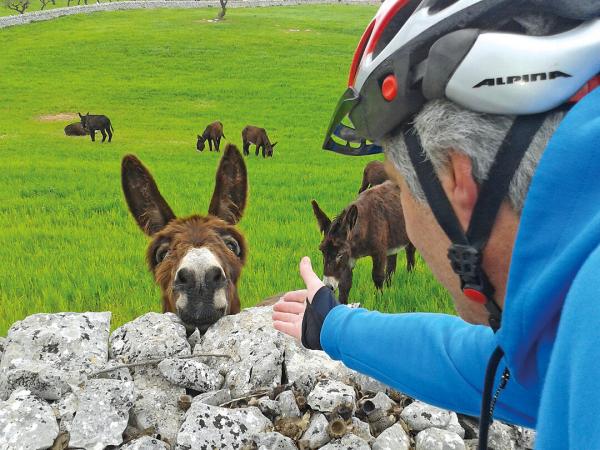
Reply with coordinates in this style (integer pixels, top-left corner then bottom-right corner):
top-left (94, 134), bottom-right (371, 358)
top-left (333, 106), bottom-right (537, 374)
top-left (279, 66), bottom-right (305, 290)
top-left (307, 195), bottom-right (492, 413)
top-left (301, 286), bottom-right (340, 350)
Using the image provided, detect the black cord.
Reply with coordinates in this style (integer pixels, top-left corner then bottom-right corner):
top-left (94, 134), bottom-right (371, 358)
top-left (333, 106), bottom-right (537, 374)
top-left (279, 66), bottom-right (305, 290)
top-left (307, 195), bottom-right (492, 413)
top-left (479, 347), bottom-right (509, 450)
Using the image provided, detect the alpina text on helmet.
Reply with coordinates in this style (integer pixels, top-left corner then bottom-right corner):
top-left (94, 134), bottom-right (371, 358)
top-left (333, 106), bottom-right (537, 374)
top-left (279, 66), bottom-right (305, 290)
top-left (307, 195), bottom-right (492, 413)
top-left (473, 71), bottom-right (572, 88)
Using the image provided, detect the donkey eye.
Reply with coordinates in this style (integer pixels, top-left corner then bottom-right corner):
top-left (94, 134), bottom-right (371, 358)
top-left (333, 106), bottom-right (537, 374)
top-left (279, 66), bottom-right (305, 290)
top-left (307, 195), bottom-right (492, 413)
top-left (222, 236), bottom-right (241, 257)
top-left (155, 242), bottom-right (170, 264)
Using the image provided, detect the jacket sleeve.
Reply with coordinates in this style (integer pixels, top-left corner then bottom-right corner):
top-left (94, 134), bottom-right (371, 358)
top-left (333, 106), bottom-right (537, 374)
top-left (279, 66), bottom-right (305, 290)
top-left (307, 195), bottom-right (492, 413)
top-left (320, 306), bottom-right (539, 427)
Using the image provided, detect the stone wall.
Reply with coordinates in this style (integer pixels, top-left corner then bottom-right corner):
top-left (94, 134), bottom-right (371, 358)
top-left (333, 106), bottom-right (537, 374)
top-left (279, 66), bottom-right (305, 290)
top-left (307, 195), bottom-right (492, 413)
top-left (0, 308), bottom-right (535, 449)
top-left (0, 0), bottom-right (380, 29)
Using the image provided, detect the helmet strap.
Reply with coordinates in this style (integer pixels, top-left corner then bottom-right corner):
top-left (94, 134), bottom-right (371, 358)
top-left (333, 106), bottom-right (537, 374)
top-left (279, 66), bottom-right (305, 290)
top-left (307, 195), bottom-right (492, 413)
top-left (403, 113), bottom-right (547, 332)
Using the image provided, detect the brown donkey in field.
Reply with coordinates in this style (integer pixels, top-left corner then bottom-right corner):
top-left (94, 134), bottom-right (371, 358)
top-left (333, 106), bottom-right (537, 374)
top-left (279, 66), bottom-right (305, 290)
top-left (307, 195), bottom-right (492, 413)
top-left (197, 121), bottom-right (225, 152)
top-left (358, 161), bottom-right (389, 194)
top-left (242, 126), bottom-right (277, 158)
top-left (312, 181), bottom-right (415, 304)
top-left (122, 145), bottom-right (248, 332)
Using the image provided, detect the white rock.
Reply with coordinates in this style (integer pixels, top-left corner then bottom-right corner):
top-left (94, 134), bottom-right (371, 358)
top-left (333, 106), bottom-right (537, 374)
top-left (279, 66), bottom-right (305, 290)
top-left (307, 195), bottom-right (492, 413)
top-left (307, 379), bottom-right (356, 414)
top-left (258, 396), bottom-right (281, 417)
top-left (348, 372), bottom-right (389, 394)
top-left (176, 402), bottom-right (272, 449)
top-left (193, 388), bottom-right (231, 406)
top-left (253, 431), bottom-right (298, 450)
top-left (276, 389), bottom-right (301, 418)
top-left (369, 391), bottom-right (396, 412)
top-left (320, 434), bottom-right (371, 450)
top-left (350, 417), bottom-right (375, 444)
top-left (300, 412), bottom-right (330, 449)
top-left (53, 391), bottom-right (79, 432)
top-left (516, 426), bottom-right (536, 449)
top-left (95, 360), bottom-right (133, 382)
top-left (69, 378), bottom-right (134, 450)
top-left (372, 423), bottom-right (410, 450)
top-left (1, 360), bottom-right (75, 400)
top-left (488, 420), bottom-right (518, 450)
top-left (0, 389), bottom-right (59, 450)
top-left (400, 401), bottom-right (452, 431)
top-left (193, 306), bottom-right (285, 397)
top-left (416, 427), bottom-right (466, 450)
top-left (158, 357), bottom-right (223, 392)
top-left (187, 328), bottom-right (202, 351)
top-left (121, 436), bottom-right (170, 449)
top-left (447, 412), bottom-right (466, 438)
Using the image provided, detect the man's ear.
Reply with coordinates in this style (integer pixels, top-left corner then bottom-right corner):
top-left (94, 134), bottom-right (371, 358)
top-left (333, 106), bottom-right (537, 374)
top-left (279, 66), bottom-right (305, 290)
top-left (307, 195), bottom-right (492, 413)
top-left (443, 151), bottom-right (479, 230)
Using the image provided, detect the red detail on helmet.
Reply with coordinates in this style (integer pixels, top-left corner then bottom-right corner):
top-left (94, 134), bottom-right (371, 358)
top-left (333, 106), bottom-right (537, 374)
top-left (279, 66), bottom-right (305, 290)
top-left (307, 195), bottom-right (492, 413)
top-left (381, 74), bottom-right (398, 101)
top-left (568, 75), bottom-right (600, 103)
top-left (365, 0), bottom-right (411, 55)
top-left (348, 20), bottom-right (375, 87)
top-left (463, 288), bottom-right (487, 304)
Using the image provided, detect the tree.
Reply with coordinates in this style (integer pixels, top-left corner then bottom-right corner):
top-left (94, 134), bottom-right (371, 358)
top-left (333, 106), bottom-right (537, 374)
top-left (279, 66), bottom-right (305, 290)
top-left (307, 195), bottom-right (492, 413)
top-left (5, 0), bottom-right (29, 14)
top-left (216, 0), bottom-right (227, 20)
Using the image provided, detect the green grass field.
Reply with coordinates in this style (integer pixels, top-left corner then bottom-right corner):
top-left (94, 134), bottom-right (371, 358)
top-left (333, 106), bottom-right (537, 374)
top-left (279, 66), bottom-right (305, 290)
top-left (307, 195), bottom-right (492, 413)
top-left (0, 5), bottom-right (453, 335)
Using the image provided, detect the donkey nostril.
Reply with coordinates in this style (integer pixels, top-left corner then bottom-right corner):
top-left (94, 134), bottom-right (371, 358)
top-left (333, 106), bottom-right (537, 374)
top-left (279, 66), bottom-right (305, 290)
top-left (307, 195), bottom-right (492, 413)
top-left (176, 268), bottom-right (193, 287)
top-left (205, 266), bottom-right (225, 288)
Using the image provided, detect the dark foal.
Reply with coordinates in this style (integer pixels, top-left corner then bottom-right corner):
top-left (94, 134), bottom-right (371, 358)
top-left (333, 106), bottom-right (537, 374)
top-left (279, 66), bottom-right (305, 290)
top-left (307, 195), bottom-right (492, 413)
top-left (312, 181), bottom-right (416, 304)
top-left (197, 121), bottom-right (226, 152)
top-left (122, 144), bottom-right (249, 333)
top-left (79, 112), bottom-right (113, 142)
top-left (358, 161), bottom-right (389, 194)
top-left (242, 126), bottom-right (277, 158)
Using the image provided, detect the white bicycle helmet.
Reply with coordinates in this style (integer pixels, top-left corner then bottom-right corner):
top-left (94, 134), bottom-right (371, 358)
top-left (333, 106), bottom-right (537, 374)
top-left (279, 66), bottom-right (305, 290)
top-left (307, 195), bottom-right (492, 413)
top-left (323, 0), bottom-right (600, 155)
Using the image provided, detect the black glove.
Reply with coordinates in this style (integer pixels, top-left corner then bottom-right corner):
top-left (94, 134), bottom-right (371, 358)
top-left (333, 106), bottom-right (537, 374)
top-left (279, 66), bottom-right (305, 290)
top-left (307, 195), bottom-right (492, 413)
top-left (301, 286), bottom-right (340, 350)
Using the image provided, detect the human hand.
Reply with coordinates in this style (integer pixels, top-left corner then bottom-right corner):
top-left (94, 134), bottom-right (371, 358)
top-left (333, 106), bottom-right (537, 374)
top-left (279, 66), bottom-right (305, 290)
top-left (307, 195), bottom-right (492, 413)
top-left (272, 256), bottom-right (325, 340)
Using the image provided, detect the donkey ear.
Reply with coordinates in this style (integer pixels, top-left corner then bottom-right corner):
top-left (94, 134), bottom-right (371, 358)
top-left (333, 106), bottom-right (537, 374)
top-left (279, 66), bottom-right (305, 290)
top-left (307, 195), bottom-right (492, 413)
top-left (78, 112), bottom-right (83, 118)
top-left (311, 200), bottom-right (331, 234)
top-left (208, 144), bottom-right (247, 225)
top-left (271, 142), bottom-right (278, 148)
top-left (344, 205), bottom-right (358, 233)
top-left (121, 154), bottom-right (176, 236)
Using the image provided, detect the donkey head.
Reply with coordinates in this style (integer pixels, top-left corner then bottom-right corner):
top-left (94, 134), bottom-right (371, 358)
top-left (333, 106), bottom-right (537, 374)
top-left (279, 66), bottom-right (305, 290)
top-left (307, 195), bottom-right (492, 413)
top-left (196, 134), bottom-right (206, 152)
top-left (311, 200), bottom-right (358, 291)
top-left (266, 141), bottom-right (277, 157)
top-left (122, 144), bottom-right (248, 333)
top-left (78, 112), bottom-right (90, 130)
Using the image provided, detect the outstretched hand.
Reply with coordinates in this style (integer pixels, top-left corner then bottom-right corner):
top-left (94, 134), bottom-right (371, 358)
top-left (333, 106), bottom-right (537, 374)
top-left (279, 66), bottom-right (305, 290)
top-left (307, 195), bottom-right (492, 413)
top-left (272, 256), bottom-right (325, 341)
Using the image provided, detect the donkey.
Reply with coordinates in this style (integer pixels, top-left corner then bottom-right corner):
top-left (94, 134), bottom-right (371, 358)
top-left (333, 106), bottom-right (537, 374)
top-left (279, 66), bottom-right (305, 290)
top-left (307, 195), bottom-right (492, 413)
top-left (122, 144), bottom-right (248, 333)
top-left (64, 122), bottom-right (88, 136)
top-left (242, 126), bottom-right (277, 158)
top-left (78, 112), bottom-right (113, 143)
top-left (197, 121), bottom-right (225, 152)
top-left (312, 181), bottom-right (416, 304)
top-left (358, 161), bottom-right (389, 194)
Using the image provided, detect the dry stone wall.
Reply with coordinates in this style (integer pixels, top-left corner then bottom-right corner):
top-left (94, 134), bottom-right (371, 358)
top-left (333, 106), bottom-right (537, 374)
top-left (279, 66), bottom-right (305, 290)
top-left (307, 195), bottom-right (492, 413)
top-left (0, 307), bottom-right (535, 449)
top-left (0, 0), bottom-right (380, 29)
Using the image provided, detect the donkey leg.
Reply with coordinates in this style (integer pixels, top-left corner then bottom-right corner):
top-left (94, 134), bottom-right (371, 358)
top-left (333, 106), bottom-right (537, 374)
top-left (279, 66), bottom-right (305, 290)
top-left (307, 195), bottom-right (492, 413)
top-left (385, 253), bottom-right (397, 286)
top-left (216, 137), bottom-right (221, 152)
top-left (106, 126), bottom-right (112, 142)
top-left (372, 254), bottom-right (386, 290)
top-left (405, 242), bottom-right (416, 272)
top-left (338, 270), bottom-right (353, 305)
top-left (243, 141), bottom-right (250, 156)
top-left (255, 145), bottom-right (260, 157)
top-left (90, 130), bottom-right (96, 142)
top-left (100, 129), bottom-right (107, 142)
top-left (209, 139), bottom-right (213, 152)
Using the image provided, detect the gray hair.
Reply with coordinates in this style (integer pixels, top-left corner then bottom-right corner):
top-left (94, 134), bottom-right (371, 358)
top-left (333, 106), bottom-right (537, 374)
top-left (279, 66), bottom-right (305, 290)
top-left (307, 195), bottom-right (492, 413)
top-left (384, 100), bottom-right (564, 214)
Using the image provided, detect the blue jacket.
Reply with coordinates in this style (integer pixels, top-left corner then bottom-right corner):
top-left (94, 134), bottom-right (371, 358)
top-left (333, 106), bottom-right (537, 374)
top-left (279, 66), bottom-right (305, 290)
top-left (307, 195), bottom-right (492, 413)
top-left (320, 87), bottom-right (600, 448)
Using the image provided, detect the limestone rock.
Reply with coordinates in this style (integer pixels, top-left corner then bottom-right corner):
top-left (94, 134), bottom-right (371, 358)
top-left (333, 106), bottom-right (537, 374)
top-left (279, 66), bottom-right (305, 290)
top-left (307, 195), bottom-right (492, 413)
top-left (516, 426), bottom-right (536, 449)
top-left (276, 389), bottom-right (301, 418)
top-left (69, 378), bottom-right (134, 449)
top-left (372, 423), bottom-right (410, 450)
top-left (258, 396), bottom-right (281, 417)
top-left (299, 412), bottom-right (330, 449)
top-left (0, 337), bottom-right (6, 356)
top-left (348, 372), bottom-right (389, 395)
top-left (350, 417), bottom-right (375, 444)
top-left (307, 379), bottom-right (356, 414)
top-left (158, 357), bottom-right (223, 392)
top-left (488, 420), bottom-right (518, 450)
top-left (1, 360), bottom-right (75, 401)
top-left (193, 306), bottom-right (285, 397)
top-left (95, 360), bottom-right (133, 382)
top-left (109, 312), bottom-right (191, 364)
top-left (320, 434), bottom-right (371, 450)
top-left (121, 436), bottom-right (170, 449)
top-left (447, 412), bottom-right (466, 438)
top-left (252, 431), bottom-right (298, 450)
top-left (193, 388), bottom-right (231, 407)
top-left (0, 389), bottom-right (59, 450)
top-left (176, 402), bottom-right (272, 449)
top-left (400, 401), bottom-right (464, 436)
top-left (53, 391), bottom-right (78, 432)
top-left (369, 391), bottom-right (396, 413)
top-left (416, 427), bottom-right (466, 450)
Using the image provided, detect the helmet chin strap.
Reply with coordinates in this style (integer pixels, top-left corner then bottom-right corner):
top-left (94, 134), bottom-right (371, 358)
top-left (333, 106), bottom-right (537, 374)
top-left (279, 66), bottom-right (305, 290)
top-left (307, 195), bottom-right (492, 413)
top-left (403, 113), bottom-right (547, 332)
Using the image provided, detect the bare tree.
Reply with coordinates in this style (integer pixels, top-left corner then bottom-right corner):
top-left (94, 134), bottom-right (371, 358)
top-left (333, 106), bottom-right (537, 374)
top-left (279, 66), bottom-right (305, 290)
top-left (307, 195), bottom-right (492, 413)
top-left (216, 0), bottom-right (227, 20)
top-left (5, 0), bottom-right (29, 13)
top-left (39, 0), bottom-right (51, 9)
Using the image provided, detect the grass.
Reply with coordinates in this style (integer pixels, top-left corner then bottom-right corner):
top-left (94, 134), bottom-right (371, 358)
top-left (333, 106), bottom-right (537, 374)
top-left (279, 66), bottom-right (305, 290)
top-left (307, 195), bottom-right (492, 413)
top-left (0, 5), bottom-right (453, 336)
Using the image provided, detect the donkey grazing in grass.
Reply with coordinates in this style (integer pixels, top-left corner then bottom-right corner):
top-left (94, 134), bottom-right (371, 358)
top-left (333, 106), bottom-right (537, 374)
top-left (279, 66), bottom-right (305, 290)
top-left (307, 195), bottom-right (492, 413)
top-left (122, 144), bottom-right (248, 333)
top-left (78, 112), bottom-right (113, 143)
top-left (242, 126), bottom-right (277, 158)
top-left (197, 121), bottom-right (225, 152)
top-left (312, 181), bottom-right (415, 304)
top-left (358, 161), bottom-right (389, 194)
top-left (64, 122), bottom-right (88, 136)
